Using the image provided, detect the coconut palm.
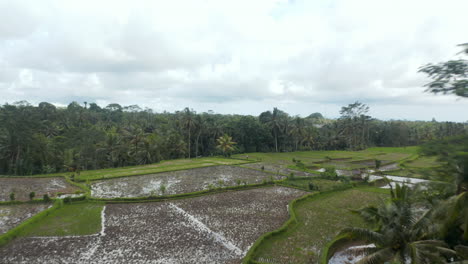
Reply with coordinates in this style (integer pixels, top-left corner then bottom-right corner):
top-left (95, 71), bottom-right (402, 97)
top-left (182, 108), bottom-right (196, 158)
top-left (216, 134), bottom-right (236, 157)
top-left (334, 183), bottom-right (456, 264)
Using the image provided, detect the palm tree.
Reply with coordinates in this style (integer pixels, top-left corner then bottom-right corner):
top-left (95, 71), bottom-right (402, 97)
top-left (333, 183), bottom-right (456, 264)
top-left (182, 108), bottom-right (196, 158)
top-left (216, 134), bottom-right (236, 157)
top-left (290, 117), bottom-right (305, 151)
top-left (268, 108), bottom-right (282, 152)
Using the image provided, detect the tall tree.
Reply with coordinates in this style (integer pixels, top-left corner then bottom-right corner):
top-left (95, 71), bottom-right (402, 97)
top-left (182, 108), bottom-right (196, 158)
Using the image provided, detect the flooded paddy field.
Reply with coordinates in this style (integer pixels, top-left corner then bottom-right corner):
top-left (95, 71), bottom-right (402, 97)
top-left (0, 203), bottom-right (50, 234)
top-left (0, 177), bottom-right (80, 201)
top-left (91, 165), bottom-right (280, 198)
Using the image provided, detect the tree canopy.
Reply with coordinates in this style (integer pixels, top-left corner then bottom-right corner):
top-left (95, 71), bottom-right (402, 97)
top-left (0, 101), bottom-right (465, 175)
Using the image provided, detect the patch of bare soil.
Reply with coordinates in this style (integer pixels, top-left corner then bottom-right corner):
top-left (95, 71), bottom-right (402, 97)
top-left (0, 177), bottom-right (80, 201)
top-left (0, 187), bottom-right (306, 264)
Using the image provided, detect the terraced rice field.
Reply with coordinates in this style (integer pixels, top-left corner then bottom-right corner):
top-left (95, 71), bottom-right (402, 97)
top-left (0, 177), bottom-right (80, 201)
top-left (252, 188), bottom-right (388, 263)
top-left (91, 165), bottom-right (280, 198)
top-left (0, 187), bottom-right (306, 264)
top-left (0, 203), bottom-right (50, 234)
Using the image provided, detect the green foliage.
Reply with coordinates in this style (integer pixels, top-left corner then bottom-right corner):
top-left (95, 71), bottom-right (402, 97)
top-left (19, 202), bottom-right (104, 237)
top-left (159, 184), bottom-right (166, 195)
top-left (29, 192), bottom-right (35, 200)
top-left (294, 159), bottom-right (306, 170)
top-left (321, 166), bottom-right (338, 180)
top-left (419, 43), bottom-right (468, 98)
top-left (0, 101), bottom-right (465, 176)
top-left (216, 134), bottom-right (237, 157)
top-left (374, 159), bottom-right (381, 169)
top-left (421, 134), bottom-right (468, 194)
top-left (43, 194), bottom-right (51, 202)
top-left (0, 200), bottom-right (62, 247)
top-left (246, 188), bottom-right (386, 264)
top-left (9, 192), bottom-right (15, 201)
top-left (331, 184), bottom-right (458, 263)
top-left (63, 197), bottom-right (72, 204)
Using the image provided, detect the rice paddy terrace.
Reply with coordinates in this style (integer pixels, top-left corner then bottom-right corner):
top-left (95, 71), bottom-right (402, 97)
top-left (0, 147), bottom-right (443, 264)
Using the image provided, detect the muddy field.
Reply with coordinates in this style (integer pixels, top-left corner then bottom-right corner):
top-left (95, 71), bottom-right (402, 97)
top-left (242, 162), bottom-right (317, 177)
top-left (91, 165), bottom-right (280, 198)
top-left (0, 177), bottom-right (81, 201)
top-left (0, 203), bottom-right (50, 234)
top-left (0, 187), bottom-right (306, 264)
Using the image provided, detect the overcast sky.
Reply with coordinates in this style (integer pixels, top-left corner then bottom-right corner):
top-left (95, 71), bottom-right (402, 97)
top-left (0, 0), bottom-right (467, 121)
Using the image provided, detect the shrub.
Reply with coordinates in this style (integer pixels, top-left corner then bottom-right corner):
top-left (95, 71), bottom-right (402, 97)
top-left (43, 194), bottom-right (51, 202)
top-left (9, 193), bottom-right (15, 201)
top-left (29, 192), bottom-right (35, 201)
top-left (160, 184), bottom-right (166, 195)
top-left (321, 166), bottom-right (338, 180)
top-left (288, 172), bottom-right (295, 180)
top-left (375, 159), bottom-right (382, 169)
top-left (236, 179), bottom-right (241, 186)
top-left (308, 182), bottom-right (314, 190)
top-left (295, 160), bottom-right (306, 170)
top-left (217, 180), bottom-right (225, 187)
top-left (292, 158), bottom-right (296, 163)
top-left (261, 165), bottom-right (265, 171)
top-left (63, 196), bottom-right (72, 204)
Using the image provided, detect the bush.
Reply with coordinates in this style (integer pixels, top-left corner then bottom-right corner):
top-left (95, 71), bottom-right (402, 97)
top-left (43, 194), bottom-right (51, 202)
top-left (261, 165), bottom-right (265, 171)
top-left (308, 182), bottom-right (315, 191)
top-left (295, 160), bottom-right (306, 170)
top-left (321, 166), bottom-right (338, 180)
top-left (160, 184), bottom-right (166, 195)
top-left (288, 172), bottom-right (295, 180)
top-left (29, 192), bottom-right (35, 201)
top-left (375, 159), bottom-right (381, 169)
top-left (63, 196), bottom-right (72, 204)
top-left (9, 193), bottom-right (15, 201)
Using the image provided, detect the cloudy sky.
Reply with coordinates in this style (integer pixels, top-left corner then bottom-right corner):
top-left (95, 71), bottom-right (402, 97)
top-left (1, 0), bottom-right (467, 121)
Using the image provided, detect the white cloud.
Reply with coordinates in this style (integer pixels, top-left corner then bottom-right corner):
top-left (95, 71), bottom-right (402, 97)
top-left (0, 0), bottom-right (467, 121)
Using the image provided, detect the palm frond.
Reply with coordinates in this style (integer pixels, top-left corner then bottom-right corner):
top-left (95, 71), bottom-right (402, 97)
top-left (340, 228), bottom-right (385, 245)
top-left (356, 247), bottom-right (395, 264)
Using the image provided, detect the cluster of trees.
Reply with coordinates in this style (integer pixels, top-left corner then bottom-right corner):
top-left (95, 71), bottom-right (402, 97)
top-left (0, 100), bottom-right (466, 175)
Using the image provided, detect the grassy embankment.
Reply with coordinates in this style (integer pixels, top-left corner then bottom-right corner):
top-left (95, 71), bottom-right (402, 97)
top-left (250, 187), bottom-right (389, 264)
top-left (29, 157), bottom-right (251, 181)
top-left (19, 202), bottom-right (104, 237)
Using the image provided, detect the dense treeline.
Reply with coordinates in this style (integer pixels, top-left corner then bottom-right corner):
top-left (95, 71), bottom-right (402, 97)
top-left (0, 100), bottom-right (466, 175)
